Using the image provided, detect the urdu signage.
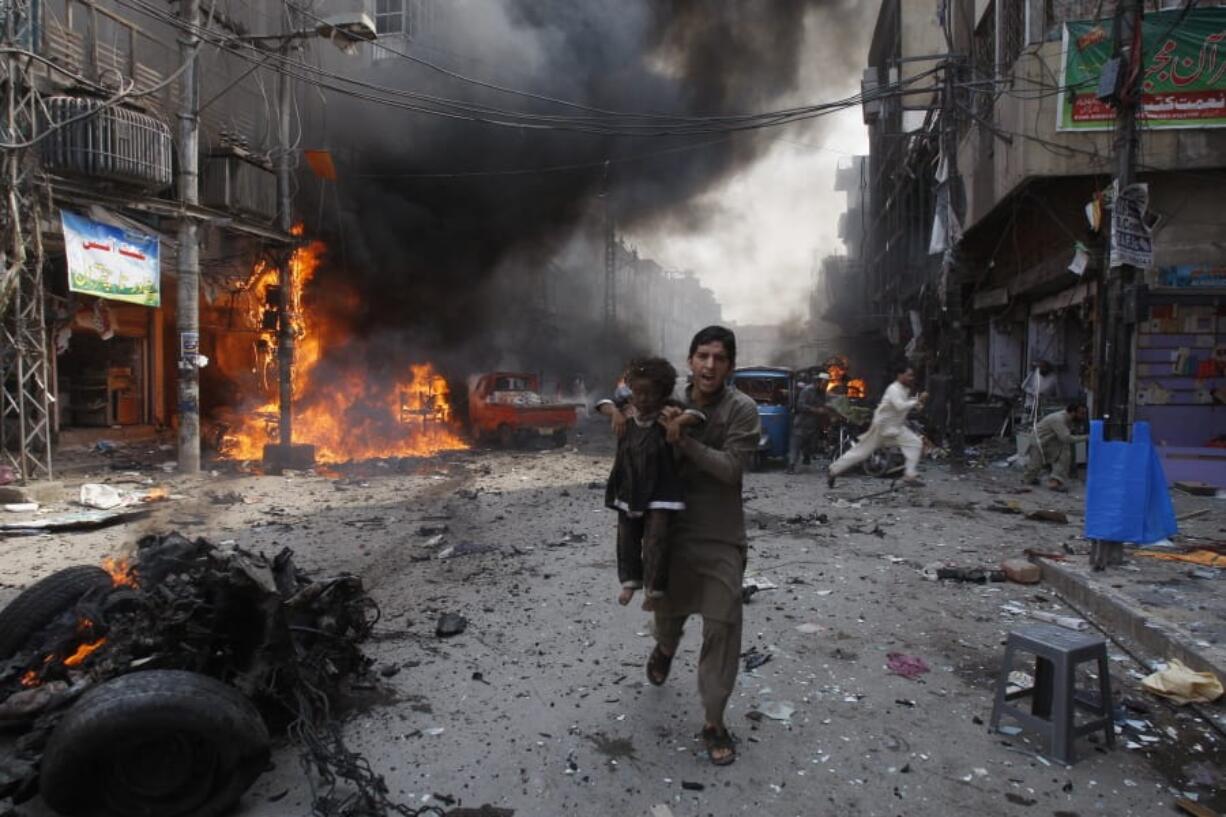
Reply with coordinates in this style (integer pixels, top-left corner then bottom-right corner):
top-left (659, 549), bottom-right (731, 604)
top-left (1059, 7), bottom-right (1226, 131)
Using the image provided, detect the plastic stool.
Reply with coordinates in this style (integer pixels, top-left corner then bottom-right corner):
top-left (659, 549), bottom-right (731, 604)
top-left (989, 624), bottom-right (1115, 765)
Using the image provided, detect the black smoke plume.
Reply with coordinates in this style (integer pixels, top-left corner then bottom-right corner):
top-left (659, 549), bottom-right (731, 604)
top-left (298, 0), bottom-right (873, 387)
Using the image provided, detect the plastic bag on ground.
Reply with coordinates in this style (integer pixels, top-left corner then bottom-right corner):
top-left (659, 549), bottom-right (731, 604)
top-left (79, 483), bottom-right (125, 510)
top-left (1140, 659), bottom-right (1223, 705)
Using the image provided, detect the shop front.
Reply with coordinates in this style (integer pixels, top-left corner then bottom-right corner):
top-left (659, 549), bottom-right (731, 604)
top-left (1134, 271), bottom-right (1226, 487)
top-left (48, 209), bottom-right (168, 441)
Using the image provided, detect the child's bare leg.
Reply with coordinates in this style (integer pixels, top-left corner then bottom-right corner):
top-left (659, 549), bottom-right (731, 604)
top-left (617, 514), bottom-right (645, 605)
top-left (641, 510), bottom-right (670, 611)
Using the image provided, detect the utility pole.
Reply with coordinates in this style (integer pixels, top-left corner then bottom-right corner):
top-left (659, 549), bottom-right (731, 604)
top-left (1091, 0), bottom-right (1143, 571)
top-left (276, 32), bottom-right (295, 450)
top-left (1097, 0), bottom-right (1143, 441)
top-left (175, 0), bottom-right (201, 474)
top-left (1104, 0), bottom-right (1143, 441)
top-left (938, 5), bottom-right (965, 461)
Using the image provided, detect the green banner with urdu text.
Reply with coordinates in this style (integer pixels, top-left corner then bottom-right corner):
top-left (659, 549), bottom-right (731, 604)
top-left (1059, 7), bottom-right (1226, 131)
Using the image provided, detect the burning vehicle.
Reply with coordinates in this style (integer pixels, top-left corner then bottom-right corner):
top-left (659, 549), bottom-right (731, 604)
top-left (0, 535), bottom-right (416, 817)
top-left (467, 371), bottom-right (578, 448)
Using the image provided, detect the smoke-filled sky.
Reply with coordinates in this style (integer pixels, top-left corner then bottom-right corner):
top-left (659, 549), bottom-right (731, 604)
top-left (623, 2), bottom-right (876, 325)
top-left (306, 0), bottom-right (879, 372)
top-left (628, 111), bottom-right (869, 325)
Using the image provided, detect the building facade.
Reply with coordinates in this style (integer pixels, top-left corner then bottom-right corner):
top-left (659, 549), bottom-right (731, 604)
top-left (1, 0), bottom-right (297, 478)
top-left (851, 0), bottom-right (1226, 480)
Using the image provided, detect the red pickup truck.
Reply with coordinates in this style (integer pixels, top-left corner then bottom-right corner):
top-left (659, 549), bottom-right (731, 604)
top-left (467, 372), bottom-right (578, 447)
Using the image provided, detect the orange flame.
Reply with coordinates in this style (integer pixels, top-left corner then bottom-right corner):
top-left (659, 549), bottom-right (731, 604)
top-left (63, 637), bottom-right (106, 667)
top-left (215, 233), bottom-right (468, 463)
top-left (823, 358), bottom-right (868, 399)
top-left (19, 669), bottom-right (40, 688)
top-left (102, 557), bottom-right (138, 588)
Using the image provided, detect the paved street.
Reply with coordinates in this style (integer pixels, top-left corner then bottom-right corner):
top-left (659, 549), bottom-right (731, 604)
top-left (5, 426), bottom-right (1222, 817)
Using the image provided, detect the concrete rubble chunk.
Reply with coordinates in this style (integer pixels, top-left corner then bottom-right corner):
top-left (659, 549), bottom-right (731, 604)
top-left (1002, 559), bottom-right (1042, 584)
top-left (436, 612), bottom-right (468, 638)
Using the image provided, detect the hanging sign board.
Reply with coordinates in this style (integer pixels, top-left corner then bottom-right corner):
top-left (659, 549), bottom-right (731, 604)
top-left (1058, 7), bottom-right (1226, 131)
top-left (61, 209), bottom-right (161, 307)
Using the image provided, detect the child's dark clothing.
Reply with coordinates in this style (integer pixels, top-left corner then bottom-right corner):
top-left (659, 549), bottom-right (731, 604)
top-left (606, 415), bottom-right (686, 596)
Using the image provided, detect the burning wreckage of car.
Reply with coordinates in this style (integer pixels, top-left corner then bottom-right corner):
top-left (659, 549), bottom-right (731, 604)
top-left (0, 533), bottom-right (491, 817)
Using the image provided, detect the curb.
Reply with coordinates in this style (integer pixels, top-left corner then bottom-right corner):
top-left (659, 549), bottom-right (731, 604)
top-left (1035, 557), bottom-right (1226, 683)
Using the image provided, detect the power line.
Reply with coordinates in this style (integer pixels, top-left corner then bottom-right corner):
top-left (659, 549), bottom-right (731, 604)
top-left (107, 0), bottom-right (942, 138)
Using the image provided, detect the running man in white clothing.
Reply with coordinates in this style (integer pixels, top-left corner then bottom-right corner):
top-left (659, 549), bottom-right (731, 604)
top-left (827, 365), bottom-right (927, 487)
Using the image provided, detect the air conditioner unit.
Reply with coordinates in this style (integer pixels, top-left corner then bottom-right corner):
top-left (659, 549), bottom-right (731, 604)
top-left (42, 96), bottom-right (172, 190)
top-left (202, 150), bottom-right (276, 221)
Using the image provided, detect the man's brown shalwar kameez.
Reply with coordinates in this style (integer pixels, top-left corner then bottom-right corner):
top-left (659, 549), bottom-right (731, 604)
top-left (653, 383), bottom-right (761, 724)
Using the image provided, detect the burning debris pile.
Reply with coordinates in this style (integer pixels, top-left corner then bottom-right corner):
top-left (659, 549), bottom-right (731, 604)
top-left (0, 535), bottom-right (452, 817)
top-left (822, 355), bottom-right (867, 399)
top-left (210, 235), bottom-right (468, 466)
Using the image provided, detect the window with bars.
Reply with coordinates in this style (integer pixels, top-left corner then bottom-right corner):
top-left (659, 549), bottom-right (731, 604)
top-left (372, 0), bottom-right (432, 39)
top-left (374, 0), bottom-right (404, 35)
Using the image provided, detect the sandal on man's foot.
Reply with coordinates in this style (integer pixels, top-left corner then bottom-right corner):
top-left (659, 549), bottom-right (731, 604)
top-left (646, 646), bottom-right (673, 686)
top-left (701, 725), bottom-right (737, 766)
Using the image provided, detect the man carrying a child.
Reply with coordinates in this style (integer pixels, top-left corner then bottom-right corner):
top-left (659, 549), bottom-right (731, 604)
top-left (597, 325), bottom-right (760, 766)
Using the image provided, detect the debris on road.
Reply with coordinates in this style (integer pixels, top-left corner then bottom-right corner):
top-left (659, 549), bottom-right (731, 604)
top-left (1002, 559), bottom-right (1042, 584)
top-left (1141, 659), bottom-right (1223, 705)
top-left (0, 507), bottom-right (152, 534)
top-left (935, 566), bottom-right (1006, 583)
top-left (1029, 610), bottom-right (1090, 631)
top-left (743, 647), bottom-right (772, 671)
top-left (886, 653), bottom-right (930, 680)
top-left (758, 701), bottom-right (795, 721)
top-left (436, 612), bottom-right (469, 638)
top-left (438, 541), bottom-right (496, 559)
top-left (78, 483), bottom-right (124, 509)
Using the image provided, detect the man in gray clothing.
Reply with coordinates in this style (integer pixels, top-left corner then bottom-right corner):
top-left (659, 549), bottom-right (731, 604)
top-left (787, 373), bottom-right (829, 473)
top-left (1023, 401), bottom-right (1088, 491)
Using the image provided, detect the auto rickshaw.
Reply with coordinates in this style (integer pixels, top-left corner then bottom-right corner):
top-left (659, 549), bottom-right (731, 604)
top-left (730, 366), bottom-right (795, 469)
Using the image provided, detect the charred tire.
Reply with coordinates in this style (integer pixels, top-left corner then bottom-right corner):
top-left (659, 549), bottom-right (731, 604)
top-left (0, 565), bottom-right (112, 660)
top-left (40, 670), bottom-right (271, 817)
top-left (551, 429), bottom-right (567, 448)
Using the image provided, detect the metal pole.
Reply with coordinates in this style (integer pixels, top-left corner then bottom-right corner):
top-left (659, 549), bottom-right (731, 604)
top-left (1091, 0), bottom-right (1142, 571)
top-left (175, 0), bottom-right (201, 474)
top-left (276, 36), bottom-right (294, 447)
top-left (1103, 0), bottom-right (1142, 441)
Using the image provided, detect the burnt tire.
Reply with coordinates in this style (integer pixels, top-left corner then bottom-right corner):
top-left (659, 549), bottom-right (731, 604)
top-left (40, 670), bottom-right (271, 817)
top-left (551, 429), bottom-right (567, 448)
top-left (0, 565), bottom-right (112, 660)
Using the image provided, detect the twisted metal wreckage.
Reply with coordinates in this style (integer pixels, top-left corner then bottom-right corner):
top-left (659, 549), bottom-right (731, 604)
top-left (0, 533), bottom-right (509, 817)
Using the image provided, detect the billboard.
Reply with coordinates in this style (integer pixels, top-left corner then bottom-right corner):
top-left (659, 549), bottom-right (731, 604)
top-left (61, 209), bottom-right (160, 307)
top-left (1058, 7), bottom-right (1226, 131)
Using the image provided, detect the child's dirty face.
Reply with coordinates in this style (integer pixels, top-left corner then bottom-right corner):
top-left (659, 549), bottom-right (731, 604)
top-left (629, 377), bottom-right (664, 415)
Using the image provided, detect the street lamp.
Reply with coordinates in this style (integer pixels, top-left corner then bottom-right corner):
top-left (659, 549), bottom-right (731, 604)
top-left (243, 11), bottom-right (375, 472)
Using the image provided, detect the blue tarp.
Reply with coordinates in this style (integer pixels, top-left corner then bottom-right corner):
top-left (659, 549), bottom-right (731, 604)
top-left (1084, 421), bottom-right (1178, 544)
